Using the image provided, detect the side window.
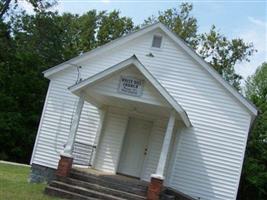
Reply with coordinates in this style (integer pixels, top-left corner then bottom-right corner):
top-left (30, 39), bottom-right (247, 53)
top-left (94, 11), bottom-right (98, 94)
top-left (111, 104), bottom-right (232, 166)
top-left (152, 35), bottom-right (163, 48)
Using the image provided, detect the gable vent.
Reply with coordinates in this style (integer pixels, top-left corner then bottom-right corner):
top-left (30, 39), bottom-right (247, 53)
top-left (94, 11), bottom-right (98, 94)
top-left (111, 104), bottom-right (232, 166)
top-left (152, 35), bottom-right (162, 48)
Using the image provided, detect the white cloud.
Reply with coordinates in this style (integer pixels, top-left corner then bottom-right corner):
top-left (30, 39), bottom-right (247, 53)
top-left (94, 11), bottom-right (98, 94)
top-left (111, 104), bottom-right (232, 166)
top-left (48, 2), bottom-right (65, 13)
top-left (17, 0), bottom-right (64, 14)
top-left (101, 0), bottom-right (111, 3)
top-left (234, 16), bottom-right (267, 84)
top-left (17, 0), bottom-right (34, 14)
top-left (248, 16), bottom-right (267, 27)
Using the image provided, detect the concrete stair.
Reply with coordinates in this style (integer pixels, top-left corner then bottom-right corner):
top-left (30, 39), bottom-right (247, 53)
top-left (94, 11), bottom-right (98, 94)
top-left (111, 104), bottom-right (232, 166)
top-left (45, 186), bottom-right (99, 200)
top-left (45, 169), bottom-right (148, 200)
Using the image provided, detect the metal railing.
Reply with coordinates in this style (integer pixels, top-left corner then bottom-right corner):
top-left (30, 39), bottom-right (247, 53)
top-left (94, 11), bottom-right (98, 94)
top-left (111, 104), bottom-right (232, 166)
top-left (72, 141), bottom-right (96, 166)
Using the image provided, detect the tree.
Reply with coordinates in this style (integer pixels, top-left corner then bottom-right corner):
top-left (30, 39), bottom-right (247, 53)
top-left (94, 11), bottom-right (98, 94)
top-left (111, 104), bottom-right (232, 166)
top-left (238, 63), bottom-right (267, 200)
top-left (97, 10), bottom-right (134, 46)
top-left (245, 62), bottom-right (267, 103)
top-left (0, 9), bottom-right (135, 163)
top-left (198, 26), bottom-right (255, 90)
top-left (144, 3), bottom-right (256, 91)
top-left (77, 10), bottom-right (98, 52)
top-left (144, 3), bottom-right (198, 48)
top-left (0, 0), bottom-right (56, 19)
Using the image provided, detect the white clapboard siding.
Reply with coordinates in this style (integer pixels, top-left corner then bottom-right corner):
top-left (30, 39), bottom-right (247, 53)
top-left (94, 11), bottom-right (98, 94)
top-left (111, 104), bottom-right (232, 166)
top-left (142, 119), bottom-right (167, 181)
top-left (32, 28), bottom-right (252, 200)
top-left (94, 109), bottom-right (129, 173)
top-left (90, 65), bottom-right (169, 107)
top-left (32, 73), bottom-right (100, 169)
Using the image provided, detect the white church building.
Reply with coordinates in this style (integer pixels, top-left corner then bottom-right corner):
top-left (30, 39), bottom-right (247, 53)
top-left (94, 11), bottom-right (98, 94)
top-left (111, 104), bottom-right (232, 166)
top-left (30, 23), bottom-right (257, 200)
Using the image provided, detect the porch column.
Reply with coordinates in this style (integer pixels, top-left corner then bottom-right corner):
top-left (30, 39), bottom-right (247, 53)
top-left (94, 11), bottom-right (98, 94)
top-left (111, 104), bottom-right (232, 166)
top-left (147, 110), bottom-right (176, 200)
top-left (56, 95), bottom-right (85, 177)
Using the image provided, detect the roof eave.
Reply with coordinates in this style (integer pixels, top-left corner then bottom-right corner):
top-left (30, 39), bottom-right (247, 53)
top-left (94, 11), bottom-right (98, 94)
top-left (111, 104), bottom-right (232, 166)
top-left (158, 23), bottom-right (258, 117)
top-left (43, 22), bottom-right (162, 78)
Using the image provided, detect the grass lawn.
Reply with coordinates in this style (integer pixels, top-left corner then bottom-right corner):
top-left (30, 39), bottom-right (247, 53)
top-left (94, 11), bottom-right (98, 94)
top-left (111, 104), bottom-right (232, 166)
top-left (0, 162), bottom-right (62, 200)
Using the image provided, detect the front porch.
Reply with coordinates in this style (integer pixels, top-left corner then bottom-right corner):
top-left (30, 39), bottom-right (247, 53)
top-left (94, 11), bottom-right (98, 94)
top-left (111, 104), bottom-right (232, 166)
top-left (72, 167), bottom-right (148, 193)
top-left (46, 167), bottom-right (148, 200)
top-left (54, 56), bottom-right (192, 200)
top-left (46, 166), bottom-right (195, 200)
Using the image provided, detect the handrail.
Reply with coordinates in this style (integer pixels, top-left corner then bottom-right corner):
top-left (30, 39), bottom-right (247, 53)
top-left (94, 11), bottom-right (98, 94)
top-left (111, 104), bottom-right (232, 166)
top-left (72, 141), bottom-right (96, 166)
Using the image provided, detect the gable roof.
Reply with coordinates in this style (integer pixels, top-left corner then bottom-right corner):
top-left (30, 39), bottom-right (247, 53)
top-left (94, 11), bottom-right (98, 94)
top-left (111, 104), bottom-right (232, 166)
top-left (69, 55), bottom-right (192, 127)
top-left (44, 22), bottom-right (257, 116)
top-left (43, 22), bottom-right (160, 77)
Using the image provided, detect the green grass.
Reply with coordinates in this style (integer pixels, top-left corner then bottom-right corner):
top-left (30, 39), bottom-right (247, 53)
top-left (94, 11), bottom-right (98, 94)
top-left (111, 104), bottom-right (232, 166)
top-left (0, 163), bottom-right (62, 200)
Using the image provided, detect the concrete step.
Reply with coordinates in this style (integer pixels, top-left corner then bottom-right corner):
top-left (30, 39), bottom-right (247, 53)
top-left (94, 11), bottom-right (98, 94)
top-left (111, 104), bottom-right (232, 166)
top-left (44, 186), bottom-right (99, 200)
top-left (54, 178), bottom-right (146, 200)
top-left (47, 181), bottom-right (127, 200)
top-left (69, 170), bottom-right (147, 196)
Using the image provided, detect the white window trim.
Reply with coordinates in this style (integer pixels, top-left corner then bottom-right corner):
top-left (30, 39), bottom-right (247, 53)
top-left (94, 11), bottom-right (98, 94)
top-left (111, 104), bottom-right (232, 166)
top-left (150, 33), bottom-right (164, 51)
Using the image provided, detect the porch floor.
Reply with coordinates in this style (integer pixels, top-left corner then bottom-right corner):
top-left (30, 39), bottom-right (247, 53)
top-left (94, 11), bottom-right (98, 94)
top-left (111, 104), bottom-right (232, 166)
top-left (72, 166), bottom-right (149, 187)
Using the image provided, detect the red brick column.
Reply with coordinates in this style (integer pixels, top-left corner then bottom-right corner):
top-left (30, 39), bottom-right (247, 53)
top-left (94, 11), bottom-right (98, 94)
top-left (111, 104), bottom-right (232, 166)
top-left (56, 155), bottom-right (73, 177)
top-left (147, 177), bottom-right (164, 200)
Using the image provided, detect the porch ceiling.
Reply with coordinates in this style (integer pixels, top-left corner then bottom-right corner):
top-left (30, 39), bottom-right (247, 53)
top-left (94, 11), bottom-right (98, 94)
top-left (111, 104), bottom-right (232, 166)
top-left (84, 90), bottom-right (173, 119)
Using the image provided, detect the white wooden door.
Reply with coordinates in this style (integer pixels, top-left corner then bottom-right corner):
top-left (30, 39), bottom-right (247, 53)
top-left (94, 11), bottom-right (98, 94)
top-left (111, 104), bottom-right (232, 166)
top-left (118, 118), bottom-right (152, 178)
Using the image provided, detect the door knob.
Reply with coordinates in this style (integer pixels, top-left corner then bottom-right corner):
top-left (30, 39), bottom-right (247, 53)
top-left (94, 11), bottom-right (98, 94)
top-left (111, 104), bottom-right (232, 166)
top-left (144, 148), bottom-right (148, 155)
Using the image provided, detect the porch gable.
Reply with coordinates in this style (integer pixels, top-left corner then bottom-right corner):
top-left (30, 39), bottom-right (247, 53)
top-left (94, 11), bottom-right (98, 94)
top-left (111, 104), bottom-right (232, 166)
top-left (69, 55), bottom-right (191, 127)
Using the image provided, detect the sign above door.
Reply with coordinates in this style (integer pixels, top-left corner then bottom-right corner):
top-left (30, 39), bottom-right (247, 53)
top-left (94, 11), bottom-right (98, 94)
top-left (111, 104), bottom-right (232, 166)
top-left (118, 76), bottom-right (144, 97)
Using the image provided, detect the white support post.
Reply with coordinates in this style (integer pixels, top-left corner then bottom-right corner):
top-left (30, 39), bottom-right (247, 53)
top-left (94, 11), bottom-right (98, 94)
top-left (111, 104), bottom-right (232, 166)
top-left (62, 95), bottom-right (85, 157)
top-left (153, 110), bottom-right (176, 179)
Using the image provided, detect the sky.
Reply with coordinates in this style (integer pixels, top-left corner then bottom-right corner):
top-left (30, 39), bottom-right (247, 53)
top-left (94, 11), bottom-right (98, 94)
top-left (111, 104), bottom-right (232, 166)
top-left (19, 0), bottom-right (267, 82)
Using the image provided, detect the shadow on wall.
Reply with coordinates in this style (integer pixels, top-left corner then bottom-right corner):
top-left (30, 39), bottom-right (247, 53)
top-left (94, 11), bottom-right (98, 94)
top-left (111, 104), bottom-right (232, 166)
top-left (169, 127), bottom-right (216, 200)
top-left (93, 123), bottom-right (117, 173)
top-left (93, 111), bottom-right (128, 173)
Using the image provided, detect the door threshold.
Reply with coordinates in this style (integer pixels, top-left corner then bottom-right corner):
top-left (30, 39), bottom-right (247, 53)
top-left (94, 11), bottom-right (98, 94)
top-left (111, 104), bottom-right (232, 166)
top-left (116, 172), bottom-right (140, 180)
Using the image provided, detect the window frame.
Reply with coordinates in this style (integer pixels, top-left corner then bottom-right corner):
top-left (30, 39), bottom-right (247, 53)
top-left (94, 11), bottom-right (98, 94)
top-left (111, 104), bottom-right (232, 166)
top-left (151, 33), bottom-right (164, 51)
